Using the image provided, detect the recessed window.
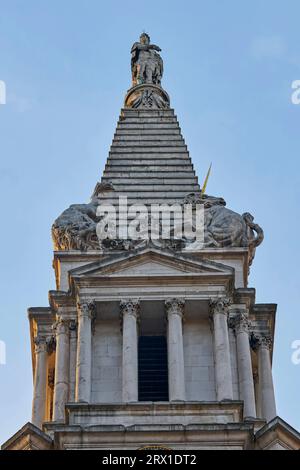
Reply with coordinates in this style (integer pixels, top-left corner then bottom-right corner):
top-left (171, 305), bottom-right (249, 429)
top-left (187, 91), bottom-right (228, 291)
top-left (138, 335), bottom-right (169, 401)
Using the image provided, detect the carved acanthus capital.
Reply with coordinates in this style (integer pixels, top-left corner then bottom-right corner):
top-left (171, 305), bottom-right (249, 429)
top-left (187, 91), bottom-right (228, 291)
top-left (165, 298), bottom-right (185, 319)
top-left (252, 334), bottom-right (273, 351)
top-left (46, 335), bottom-right (56, 354)
top-left (255, 335), bottom-right (273, 351)
top-left (230, 312), bottom-right (251, 335)
top-left (52, 315), bottom-right (70, 336)
top-left (33, 335), bottom-right (48, 354)
top-left (120, 299), bottom-right (140, 319)
top-left (209, 297), bottom-right (231, 316)
top-left (77, 300), bottom-right (96, 320)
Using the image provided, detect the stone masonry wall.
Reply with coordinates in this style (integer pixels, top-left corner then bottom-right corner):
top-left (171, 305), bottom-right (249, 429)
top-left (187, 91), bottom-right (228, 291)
top-left (183, 319), bottom-right (216, 401)
top-left (91, 319), bottom-right (122, 403)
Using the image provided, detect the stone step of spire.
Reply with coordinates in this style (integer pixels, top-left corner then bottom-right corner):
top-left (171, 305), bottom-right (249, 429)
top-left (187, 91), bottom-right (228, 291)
top-left (102, 177), bottom-right (198, 184)
top-left (110, 147), bottom-right (188, 153)
top-left (105, 165), bottom-right (195, 173)
top-left (106, 159), bottom-right (192, 166)
top-left (119, 117), bottom-right (178, 123)
top-left (121, 109), bottom-right (175, 117)
top-left (102, 187), bottom-right (198, 194)
top-left (103, 172), bottom-right (196, 178)
top-left (113, 134), bottom-right (183, 141)
top-left (115, 129), bottom-right (181, 135)
top-left (97, 198), bottom-right (195, 206)
top-left (99, 190), bottom-right (196, 197)
top-left (111, 136), bottom-right (187, 146)
top-left (108, 154), bottom-right (190, 160)
top-left (117, 123), bottom-right (181, 129)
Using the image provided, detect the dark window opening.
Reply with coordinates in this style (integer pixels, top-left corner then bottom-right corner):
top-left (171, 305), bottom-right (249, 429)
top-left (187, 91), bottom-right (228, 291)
top-left (138, 335), bottom-right (169, 401)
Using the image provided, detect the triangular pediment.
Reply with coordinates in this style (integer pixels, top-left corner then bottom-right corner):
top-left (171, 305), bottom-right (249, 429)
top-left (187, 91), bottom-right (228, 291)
top-left (69, 246), bottom-right (234, 279)
top-left (111, 259), bottom-right (192, 275)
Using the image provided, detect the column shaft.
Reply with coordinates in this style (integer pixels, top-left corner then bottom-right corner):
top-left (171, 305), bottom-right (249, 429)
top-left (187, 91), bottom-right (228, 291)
top-left (53, 317), bottom-right (70, 421)
top-left (120, 300), bottom-right (139, 402)
top-left (257, 337), bottom-right (276, 422)
top-left (32, 336), bottom-right (48, 428)
top-left (211, 298), bottom-right (233, 401)
top-left (75, 302), bottom-right (94, 403)
top-left (254, 371), bottom-right (262, 418)
top-left (165, 299), bottom-right (185, 401)
top-left (234, 314), bottom-right (256, 418)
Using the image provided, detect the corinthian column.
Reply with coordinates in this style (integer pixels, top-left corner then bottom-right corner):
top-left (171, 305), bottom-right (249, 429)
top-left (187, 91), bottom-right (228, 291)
top-left (256, 335), bottom-right (277, 422)
top-left (165, 298), bottom-right (186, 401)
top-left (53, 316), bottom-right (70, 421)
top-left (75, 301), bottom-right (95, 403)
top-left (232, 313), bottom-right (256, 419)
top-left (210, 298), bottom-right (233, 401)
top-left (120, 299), bottom-right (140, 402)
top-left (32, 336), bottom-right (48, 428)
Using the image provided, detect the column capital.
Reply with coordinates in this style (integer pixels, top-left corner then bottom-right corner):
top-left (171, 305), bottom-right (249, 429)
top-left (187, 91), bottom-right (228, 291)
top-left (77, 300), bottom-right (96, 319)
top-left (209, 297), bottom-right (231, 316)
top-left (254, 334), bottom-right (273, 351)
top-left (33, 335), bottom-right (48, 354)
top-left (46, 335), bottom-right (56, 354)
top-left (52, 316), bottom-right (70, 335)
top-left (230, 312), bottom-right (251, 335)
top-left (165, 298), bottom-right (185, 319)
top-left (120, 299), bottom-right (140, 319)
top-left (69, 319), bottom-right (77, 332)
top-left (34, 334), bottom-right (55, 354)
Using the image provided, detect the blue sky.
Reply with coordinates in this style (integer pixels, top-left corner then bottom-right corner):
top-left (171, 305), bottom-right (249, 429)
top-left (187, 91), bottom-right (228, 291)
top-left (0, 0), bottom-right (299, 444)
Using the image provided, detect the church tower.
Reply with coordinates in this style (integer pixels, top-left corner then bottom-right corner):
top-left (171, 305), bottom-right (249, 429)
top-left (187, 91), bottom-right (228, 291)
top-left (2, 34), bottom-right (300, 451)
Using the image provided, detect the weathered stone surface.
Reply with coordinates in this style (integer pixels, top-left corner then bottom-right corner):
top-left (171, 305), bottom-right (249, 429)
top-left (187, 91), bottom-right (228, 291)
top-left (52, 202), bottom-right (100, 251)
top-left (91, 320), bottom-right (122, 403)
top-left (165, 299), bottom-right (186, 401)
top-left (210, 298), bottom-right (233, 401)
top-left (253, 335), bottom-right (277, 422)
top-left (52, 317), bottom-right (70, 421)
top-left (32, 336), bottom-right (48, 429)
top-left (183, 194), bottom-right (264, 257)
top-left (75, 302), bottom-right (95, 403)
top-left (120, 299), bottom-right (140, 402)
top-left (231, 312), bottom-right (256, 419)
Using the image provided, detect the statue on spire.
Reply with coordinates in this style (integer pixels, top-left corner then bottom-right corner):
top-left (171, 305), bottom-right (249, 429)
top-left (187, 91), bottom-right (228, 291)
top-left (131, 33), bottom-right (163, 87)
